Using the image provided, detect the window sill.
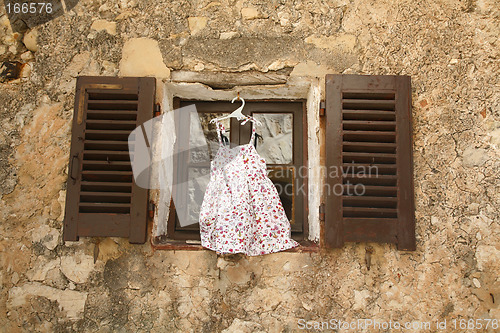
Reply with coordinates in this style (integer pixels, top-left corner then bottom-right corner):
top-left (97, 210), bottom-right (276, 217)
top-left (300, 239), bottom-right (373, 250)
top-left (151, 238), bottom-right (319, 253)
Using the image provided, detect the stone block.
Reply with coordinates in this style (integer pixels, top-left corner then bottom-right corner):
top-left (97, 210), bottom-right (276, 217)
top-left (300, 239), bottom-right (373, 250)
top-left (119, 38), bottom-right (170, 78)
top-left (241, 8), bottom-right (262, 20)
top-left (8, 282), bottom-right (87, 320)
top-left (305, 34), bottom-right (357, 52)
top-left (90, 19), bottom-right (117, 35)
top-left (23, 29), bottom-right (38, 52)
top-left (60, 252), bottom-right (95, 284)
top-left (462, 147), bottom-right (488, 167)
top-left (188, 17), bottom-right (208, 35)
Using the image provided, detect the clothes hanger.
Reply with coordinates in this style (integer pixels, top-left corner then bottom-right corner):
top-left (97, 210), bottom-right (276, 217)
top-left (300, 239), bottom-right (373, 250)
top-left (210, 93), bottom-right (262, 126)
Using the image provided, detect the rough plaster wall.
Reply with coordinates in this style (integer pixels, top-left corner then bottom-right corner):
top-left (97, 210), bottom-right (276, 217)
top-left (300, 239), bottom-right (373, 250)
top-left (150, 85), bottom-right (176, 236)
top-left (0, 0), bottom-right (499, 332)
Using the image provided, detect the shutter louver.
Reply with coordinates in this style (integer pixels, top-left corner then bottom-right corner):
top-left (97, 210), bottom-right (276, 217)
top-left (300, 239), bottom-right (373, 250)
top-left (325, 74), bottom-right (415, 250)
top-left (63, 77), bottom-right (155, 244)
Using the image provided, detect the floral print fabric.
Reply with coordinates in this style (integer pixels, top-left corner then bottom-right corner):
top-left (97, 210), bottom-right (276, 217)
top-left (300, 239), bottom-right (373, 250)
top-left (199, 119), bottom-right (299, 256)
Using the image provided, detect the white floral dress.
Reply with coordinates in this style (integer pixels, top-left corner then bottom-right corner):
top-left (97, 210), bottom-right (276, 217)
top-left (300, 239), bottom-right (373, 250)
top-left (199, 118), bottom-right (299, 256)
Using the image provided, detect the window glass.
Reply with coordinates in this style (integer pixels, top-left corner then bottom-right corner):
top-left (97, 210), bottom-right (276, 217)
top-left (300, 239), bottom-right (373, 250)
top-left (181, 167), bottom-right (210, 230)
top-left (267, 167), bottom-right (295, 224)
top-left (253, 113), bottom-right (293, 164)
top-left (190, 112), bottom-right (230, 163)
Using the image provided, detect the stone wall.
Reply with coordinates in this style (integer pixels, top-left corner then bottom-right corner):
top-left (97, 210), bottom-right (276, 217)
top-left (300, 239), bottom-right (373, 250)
top-left (1, 0), bottom-right (499, 332)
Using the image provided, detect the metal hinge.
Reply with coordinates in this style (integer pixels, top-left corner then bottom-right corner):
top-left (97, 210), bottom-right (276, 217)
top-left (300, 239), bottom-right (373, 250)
top-left (319, 203), bottom-right (325, 221)
top-left (319, 101), bottom-right (326, 117)
top-left (154, 103), bottom-right (161, 117)
top-left (148, 201), bottom-right (155, 219)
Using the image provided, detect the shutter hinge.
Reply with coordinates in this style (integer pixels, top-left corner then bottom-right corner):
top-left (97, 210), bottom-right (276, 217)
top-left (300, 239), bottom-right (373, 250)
top-left (148, 201), bottom-right (155, 219)
top-left (319, 101), bottom-right (326, 117)
top-left (319, 203), bottom-right (325, 221)
top-left (154, 103), bottom-right (161, 117)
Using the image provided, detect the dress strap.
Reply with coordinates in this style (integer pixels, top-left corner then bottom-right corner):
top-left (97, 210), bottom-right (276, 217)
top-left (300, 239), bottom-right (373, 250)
top-left (249, 125), bottom-right (256, 145)
top-left (215, 120), bottom-right (226, 146)
top-left (241, 116), bottom-right (259, 145)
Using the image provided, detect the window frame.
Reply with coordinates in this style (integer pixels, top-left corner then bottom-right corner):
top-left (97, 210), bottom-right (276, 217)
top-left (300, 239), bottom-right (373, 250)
top-left (161, 98), bottom-right (310, 244)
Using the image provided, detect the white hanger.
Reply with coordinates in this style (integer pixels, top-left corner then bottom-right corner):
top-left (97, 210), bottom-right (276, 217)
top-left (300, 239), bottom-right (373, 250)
top-left (210, 95), bottom-right (262, 126)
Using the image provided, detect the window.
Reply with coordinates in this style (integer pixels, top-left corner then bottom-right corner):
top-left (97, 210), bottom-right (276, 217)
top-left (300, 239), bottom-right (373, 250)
top-left (63, 76), bottom-right (155, 244)
top-left (324, 74), bottom-right (415, 250)
top-left (62, 74), bottom-right (415, 251)
top-left (162, 99), bottom-right (308, 243)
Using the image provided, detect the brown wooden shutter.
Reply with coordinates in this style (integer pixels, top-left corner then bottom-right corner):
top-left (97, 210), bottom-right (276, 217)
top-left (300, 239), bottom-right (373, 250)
top-left (324, 74), bottom-right (415, 250)
top-left (63, 76), bottom-right (155, 244)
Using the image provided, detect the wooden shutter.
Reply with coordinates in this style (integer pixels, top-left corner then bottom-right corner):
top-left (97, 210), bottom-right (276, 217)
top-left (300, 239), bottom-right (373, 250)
top-left (324, 74), bottom-right (415, 250)
top-left (63, 76), bottom-right (155, 244)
